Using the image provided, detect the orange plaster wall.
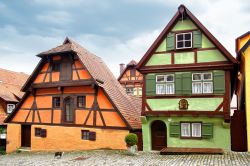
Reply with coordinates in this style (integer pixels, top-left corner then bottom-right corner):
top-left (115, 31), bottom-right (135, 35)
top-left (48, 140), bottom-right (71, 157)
top-left (34, 73), bottom-right (45, 83)
top-left (86, 111), bottom-right (94, 126)
top-left (52, 72), bottom-right (60, 82)
top-left (72, 71), bottom-right (78, 80)
top-left (41, 63), bottom-right (49, 72)
top-left (36, 96), bottom-right (52, 108)
top-left (102, 112), bottom-right (126, 127)
top-left (21, 95), bottom-right (34, 109)
top-left (75, 110), bottom-right (89, 124)
top-left (53, 55), bottom-right (61, 61)
top-left (39, 110), bottom-right (51, 123)
top-left (238, 34), bottom-right (250, 51)
top-left (78, 69), bottom-right (91, 79)
top-left (31, 125), bottom-right (129, 151)
top-left (12, 109), bottom-right (29, 122)
top-left (74, 60), bottom-right (83, 69)
top-left (53, 109), bottom-right (61, 124)
top-left (36, 88), bottom-right (61, 95)
top-left (86, 95), bottom-right (94, 108)
top-left (97, 88), bottom-right (113, 109)
top-left (6, 124), bottom-right (21, 153)
top-left (64, 86), bottom-right (94, 94)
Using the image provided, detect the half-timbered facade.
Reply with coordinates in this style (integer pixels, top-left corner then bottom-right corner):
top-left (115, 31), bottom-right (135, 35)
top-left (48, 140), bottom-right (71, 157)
top-left (137, 5), bottom-right (237, 151)
top-left (5, 38), bottom-right (141, 153)
top-left (118, 60), bottom-right (143, 97)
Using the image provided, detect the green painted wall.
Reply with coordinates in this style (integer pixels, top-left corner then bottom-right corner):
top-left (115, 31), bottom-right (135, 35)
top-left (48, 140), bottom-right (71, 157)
top-left (147, 98), bottom-right (223, 111)
top-left (142, 116), bottom-right (230, 151)
top-left (202, 34), bottom-right (215, 48)
top-left (156, 39), bottom-right (167, 52)
top-left (197, 50), bottom-right (227, 63)
top-left (146, 53), bottom-right (171, 66)
top-left (171, 19), bottom-right (197, 31)
top-left (174, 52), bottom-right (194, 64)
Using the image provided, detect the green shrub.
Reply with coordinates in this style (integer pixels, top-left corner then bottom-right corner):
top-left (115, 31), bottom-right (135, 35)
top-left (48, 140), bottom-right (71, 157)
top-left (0, 146), bottom-right (6, 155)
top-left (125, 133), bottom-right (138, 146)
top-left (16, 148), bottom-right (21, 153)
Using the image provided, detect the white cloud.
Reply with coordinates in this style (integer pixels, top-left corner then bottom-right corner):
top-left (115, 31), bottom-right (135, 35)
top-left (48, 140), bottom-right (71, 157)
top-left (36, 11), bottom-right (72, 26)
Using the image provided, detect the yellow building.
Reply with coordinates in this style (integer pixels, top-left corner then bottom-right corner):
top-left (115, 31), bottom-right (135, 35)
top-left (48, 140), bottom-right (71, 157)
top-left (234, 31), bottom-right (250, 151)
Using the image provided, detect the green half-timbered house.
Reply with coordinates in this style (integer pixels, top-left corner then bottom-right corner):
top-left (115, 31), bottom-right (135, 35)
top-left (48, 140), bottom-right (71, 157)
top-left (137, 5), bottom-right (237, 151)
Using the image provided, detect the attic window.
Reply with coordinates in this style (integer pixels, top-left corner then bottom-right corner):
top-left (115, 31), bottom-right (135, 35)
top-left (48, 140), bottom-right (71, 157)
top-left (176, 32), bottom-right (192, 49)
top-left (52, 63), bottom-right (60, 72)
top-left (7, 104), bottom-right (15, 114)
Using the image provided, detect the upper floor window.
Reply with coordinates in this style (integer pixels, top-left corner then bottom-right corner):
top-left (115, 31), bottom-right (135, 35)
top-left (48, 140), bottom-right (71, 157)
top-left (52, 97), bottom-right (60, 108)
top-left (126, 87), bottom-right (134, 95)
top-left (192, 73), bottom-right (213, 94)
top-left (156, 74), bottom-right (175, 95)
top-left (52, 63), bottom-right (60, 72)
top-left (176, 32), bottom-right (192, 49)
top-left (7, 104), bottom-right (15, 114)
top-left (77, 96), bottom-right (86, 108)
top-left (130, 69), bottom-right (136, 77)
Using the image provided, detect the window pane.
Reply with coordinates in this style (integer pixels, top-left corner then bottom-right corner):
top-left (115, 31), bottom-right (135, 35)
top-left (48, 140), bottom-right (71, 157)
top-left (166, 83), bottom-right (174, 94)
top-left (181, 123), bottom-right (191, 137)
top-left (203, 82), bottom-right (213, 93)
top-left (192, 123), bottom-right (201, 137)
top-left (126, 88), bottom-right (134, 95)
top-left (203, 73), bottom-right (212, 80)
top-left (177, 34), bottom-right (183, 41)
top-left (166, 75), bottom-right (174, 82)
top-left (192, 82), bottom-right (202, 94)
top-left (185, 33), bottom-right (191, 40)
top-left (156, 75), bottom-right (165, 82)
top-left (177, 42), bottom-right (183, 48)
top-left (185, 41), bottom-right (191, 47)
top-left (156, 84), bottom-right (165, 94)
top-left (192, 74), bottom-right (202, 81)
top-left (7, 104), bottom-right (15, 114)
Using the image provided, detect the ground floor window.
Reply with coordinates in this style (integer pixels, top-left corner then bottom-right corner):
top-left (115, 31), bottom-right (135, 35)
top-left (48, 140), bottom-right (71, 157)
top-left (181, 122), bottom-right (201, 138)
top-left (81, 130), bottom-right (96, 141)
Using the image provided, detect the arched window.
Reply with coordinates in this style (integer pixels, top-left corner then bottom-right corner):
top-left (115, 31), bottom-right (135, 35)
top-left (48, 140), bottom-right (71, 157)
top-left (64, 97), bottom-right (74, 122)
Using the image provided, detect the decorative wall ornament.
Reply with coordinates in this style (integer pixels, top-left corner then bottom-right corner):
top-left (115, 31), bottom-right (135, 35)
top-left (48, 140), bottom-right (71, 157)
top-left (179, 99), bottom-right (189, 110)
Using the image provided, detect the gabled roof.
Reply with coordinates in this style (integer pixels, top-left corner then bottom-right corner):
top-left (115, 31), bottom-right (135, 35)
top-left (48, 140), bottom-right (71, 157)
top-left (0, 69), bottom-right (29, 102)
top-left (7, 38), bottom-right (141, 129)
top-left (118, 60), bottom-right (137, 81)
top-left (137, 4), bottom-right (237, 69)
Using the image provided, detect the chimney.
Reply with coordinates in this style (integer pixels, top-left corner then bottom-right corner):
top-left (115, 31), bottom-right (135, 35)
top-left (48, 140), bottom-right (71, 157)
top-left (119, 63), bottom-right (125, 74)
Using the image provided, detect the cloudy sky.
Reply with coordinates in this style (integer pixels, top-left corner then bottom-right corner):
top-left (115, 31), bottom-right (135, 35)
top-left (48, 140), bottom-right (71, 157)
top-left (0, 0), bottom-right (249, 78)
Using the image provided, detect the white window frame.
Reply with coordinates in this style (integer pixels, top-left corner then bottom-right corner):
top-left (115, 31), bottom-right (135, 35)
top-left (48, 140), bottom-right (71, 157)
top-left (166, 83), bottom-right (175, 94)
top-left (192, 73), bottom-right (202, 81)
top-left (126, 87), bottom-right (134, 95)
top-left (176, 32), bottom-right (193, 49)
top-left (192, 82), bottom-right (203, 94)
top-left (192, 123), bottom-right (202, 138)
top-left (203, 82), bottom-right (213, 94)
top-left (203, 72), bottom-right (213, 81)
top-left (7, 104), bottom-right (15, 114)
top-left (181, 123), bottom-right (191, 137)
top-left (166, 74), bottom-right (175, 82)
top-left (156, 75), bottom-right (165, 83)
top-left (156, 84), bottom-right (166, 95)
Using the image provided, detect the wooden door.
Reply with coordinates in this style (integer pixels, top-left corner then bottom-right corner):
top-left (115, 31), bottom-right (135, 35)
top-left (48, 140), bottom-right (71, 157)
top-left (63, 97), bottom-right (74, 123)
top-left (21, 125), bottom-right (31, 147)
top-left (151, 120), bottom-right (167, 150)
top-left (231, 110), bottom-right (247, 151)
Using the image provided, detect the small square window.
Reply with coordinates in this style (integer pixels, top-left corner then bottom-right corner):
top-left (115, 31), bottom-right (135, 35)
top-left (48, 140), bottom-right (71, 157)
top-left (77, 96), bottom-right (86, 108)
top-left (82, 130), bottom-right (90, 140)
top-left (203, 73), bottom-right (212, 80)
top-left (7, 104), bottom-right (15, 114)
top-left (126, 88), bottom-right (134, 95)
top-left (176, 32), bottom-right (192, 49)
top-left (192, 73), bottom-right (202, 81)
top-left (156, 75), bottom-right (165, 82)
top-left (52, 63), bottom-right (60, 72)
top-left (166, 74), bottom-right (174, 82)
top-left (52, 97), bottom-right (60, 108)
top-left (35, 128), bottom-right (41, 137)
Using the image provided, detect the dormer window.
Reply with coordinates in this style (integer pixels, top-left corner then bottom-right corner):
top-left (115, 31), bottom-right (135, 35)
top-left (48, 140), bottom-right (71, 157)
top-left (176, 32), bottom-right (192, 49)
top-left (52, 63), bottom-right (60, 72)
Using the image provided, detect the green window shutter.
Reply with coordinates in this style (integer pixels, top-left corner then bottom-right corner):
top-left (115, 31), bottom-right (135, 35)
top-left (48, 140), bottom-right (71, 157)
top-left (169, 122), bottom-right (180, 137)
top-left (182, 72), bottom-right (192, 95)
top-left (166, 33), bottom-right (175, 51)
top-left (213, 70), bottom-right (225, 94)
top-left (193, 31), bottom-right (202, 48)
top-left (175, 73), bottom-right (182, 95)
top-left (202, 123), bottom-right (213, 139)
top-left (146, 74), bottom-right (156, 96)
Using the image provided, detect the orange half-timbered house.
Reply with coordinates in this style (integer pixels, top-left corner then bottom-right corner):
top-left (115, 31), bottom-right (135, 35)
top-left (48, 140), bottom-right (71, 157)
top-left (118, 60), bottom-right (143, 97)
top-left (5, 38), bottom-right (141, 153)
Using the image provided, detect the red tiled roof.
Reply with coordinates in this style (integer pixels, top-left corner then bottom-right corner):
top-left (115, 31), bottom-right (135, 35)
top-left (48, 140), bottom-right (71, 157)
top-left (37, 38), bottom-right (142, 129)
top-left (0, 69), bottom-right (29, 102)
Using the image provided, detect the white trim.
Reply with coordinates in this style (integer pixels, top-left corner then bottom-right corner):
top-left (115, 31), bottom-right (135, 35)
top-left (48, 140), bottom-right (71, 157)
top-left (191, 123), bottom-right (202, 138)
top-left (181, 123), bottom-right (191, 137)
top-left (192, 82), bottom-right (203, 94)
top-left (156, 75), bottom-right (165, 83)
top-left (202, 82), bottom-right (213, 94)
top-left (203, 72), bottom-right (213, 81)
top-left (176, 32), bottom-right (192, 49)
top-left (165, 74), bottom-right (175, 82)
top-left (156, 84), bottom-right (166, 95)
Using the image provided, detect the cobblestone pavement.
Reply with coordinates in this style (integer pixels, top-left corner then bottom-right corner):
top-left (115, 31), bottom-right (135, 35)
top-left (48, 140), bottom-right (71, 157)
top-left (0, 150), bottom-right (250, 166)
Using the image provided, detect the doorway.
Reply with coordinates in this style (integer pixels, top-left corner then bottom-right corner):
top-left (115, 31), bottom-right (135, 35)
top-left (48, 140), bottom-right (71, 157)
top-left (151, 120), bottom-right (167, 150)
top-left (21, 125), bottom-right (31, 147)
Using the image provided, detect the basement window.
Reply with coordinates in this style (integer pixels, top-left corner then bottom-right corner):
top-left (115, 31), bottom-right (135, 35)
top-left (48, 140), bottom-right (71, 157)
top-left (176, 32), bottom-right (192, 49)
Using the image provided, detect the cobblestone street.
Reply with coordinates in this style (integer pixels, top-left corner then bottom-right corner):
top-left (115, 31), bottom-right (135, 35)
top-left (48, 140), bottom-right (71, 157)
top-left (0, 150), bottom-right (250, 166)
